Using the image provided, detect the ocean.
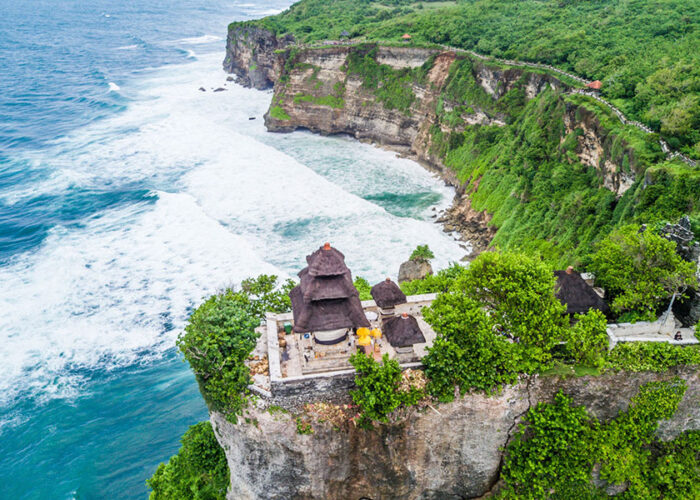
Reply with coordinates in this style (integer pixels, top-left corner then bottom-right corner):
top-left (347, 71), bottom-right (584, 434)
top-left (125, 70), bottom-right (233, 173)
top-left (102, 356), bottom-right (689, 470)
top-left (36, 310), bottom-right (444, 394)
top-left (0, 0), bottom-right (465, 498)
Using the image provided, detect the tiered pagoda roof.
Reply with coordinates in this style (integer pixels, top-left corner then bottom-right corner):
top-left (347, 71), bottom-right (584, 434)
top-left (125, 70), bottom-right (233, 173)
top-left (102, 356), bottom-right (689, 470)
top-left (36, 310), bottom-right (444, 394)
top-left (370, 277), bottom-right (407, 309)
top-left (382, 313), bottom-right (425, 348)
top-left (290, 243), bottom-right (370, 333)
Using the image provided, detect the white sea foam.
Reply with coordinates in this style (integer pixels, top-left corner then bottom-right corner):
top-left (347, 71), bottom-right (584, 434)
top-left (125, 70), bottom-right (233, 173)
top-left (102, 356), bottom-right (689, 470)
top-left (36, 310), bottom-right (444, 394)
top-left (115, 44), bottom-right (138, 51)
top-left (0, 52), bottom-right (466, 410)
top-left (108, 82), bottom-right (120, 91)
top-left (169, 34), bottom-right (222, 45)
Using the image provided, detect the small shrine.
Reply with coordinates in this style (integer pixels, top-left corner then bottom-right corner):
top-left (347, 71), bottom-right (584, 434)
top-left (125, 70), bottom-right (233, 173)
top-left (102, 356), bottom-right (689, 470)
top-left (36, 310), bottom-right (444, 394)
top-left (290, 243), bottom-right (372, 373)
top-left (371, 277), bottom-right (407, 317)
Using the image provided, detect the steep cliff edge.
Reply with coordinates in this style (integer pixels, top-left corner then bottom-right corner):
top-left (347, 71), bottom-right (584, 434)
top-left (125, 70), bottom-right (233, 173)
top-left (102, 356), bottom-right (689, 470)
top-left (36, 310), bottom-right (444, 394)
top-left (211, 368), bottom-right (700, 500)
top-left (223, 31), bottom-right (678, 261)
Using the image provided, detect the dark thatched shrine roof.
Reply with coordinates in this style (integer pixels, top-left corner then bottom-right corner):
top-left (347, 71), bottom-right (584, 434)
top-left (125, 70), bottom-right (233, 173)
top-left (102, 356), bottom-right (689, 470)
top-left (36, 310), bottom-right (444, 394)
top-left (382, 314), bottom-right (425, 348)
top-left (554, 269), bottom-right (610, 316)
top-left (370, 278), bottom-right (407, 308)
top-left (306, 243), bottom-right (349, 277)
top-left (299, 267), bottom-right (358, 302)
top-left (291, 285), bottom-right (370, 333)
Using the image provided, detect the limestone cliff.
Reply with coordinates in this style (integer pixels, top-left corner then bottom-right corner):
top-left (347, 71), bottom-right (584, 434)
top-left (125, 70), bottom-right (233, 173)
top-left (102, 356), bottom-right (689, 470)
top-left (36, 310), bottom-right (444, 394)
top-left (223, 30), bottom-right (644, 254)
top-left (211, 368), bottom-right (700, 500)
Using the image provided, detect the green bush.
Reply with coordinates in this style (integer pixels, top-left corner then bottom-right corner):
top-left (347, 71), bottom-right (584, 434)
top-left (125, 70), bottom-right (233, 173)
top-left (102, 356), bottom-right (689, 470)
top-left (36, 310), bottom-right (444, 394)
top-left (501, 379), bottom-right (693, 499)
top-left (353, 276), bottom-right (373, 300)
top-left (588, 225), bottom-right (697, 319)
top-left (177, 275), bottom-right (293, 421)
top-left (501, 392), bottom-right (599, 499)
top-left (399, 263), bottom-right (468, 295)
top-left (147, 421), bottom-right (229, 500)
top-left (422, 252), bottom-right (568, 398)
top-left (349, 353), bottom-right (423, 427)
top-left (409, 244), bottom-right (434, 262)
top-left (607, 342), bottom-right (700, 372)
top-left (562, 309), bottom-right (609, 368)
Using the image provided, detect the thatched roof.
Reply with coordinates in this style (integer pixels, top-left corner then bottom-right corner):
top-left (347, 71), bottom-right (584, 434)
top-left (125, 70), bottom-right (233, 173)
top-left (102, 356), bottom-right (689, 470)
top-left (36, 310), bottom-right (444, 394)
top-left (299, 267), bottom-right (358, 302)
top-left (370, 278), bottom-right (407, 308)
top-left (382, 313), bottom-right (425, 348)
top-left (291, 285), bottom-right (370, 333)
top-left (306, 243), bottom-right (348, 277)
top-left (554, 268), bottom-right (610, 316)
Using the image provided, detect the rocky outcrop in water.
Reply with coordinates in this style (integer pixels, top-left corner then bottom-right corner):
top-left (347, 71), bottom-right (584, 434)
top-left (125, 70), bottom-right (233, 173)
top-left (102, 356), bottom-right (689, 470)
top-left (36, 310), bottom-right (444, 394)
top-left (211, 368), bottom-right (700, 500)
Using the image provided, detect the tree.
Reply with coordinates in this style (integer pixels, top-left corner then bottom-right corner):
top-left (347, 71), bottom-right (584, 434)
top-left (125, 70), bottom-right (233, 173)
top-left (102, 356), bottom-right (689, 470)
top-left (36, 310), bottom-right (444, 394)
top-left (409, 244), bottom-right (435, 262)
top-left (562, 309), bottom-right (609, 368)
top-left (177, 275), bottom-right (293, 421)
top-left (147, 421), bottom-right (229, 500)
top-left (588, 225), bottom-right (696, 320)
top-left (422, 251), bottom-right (568, 398)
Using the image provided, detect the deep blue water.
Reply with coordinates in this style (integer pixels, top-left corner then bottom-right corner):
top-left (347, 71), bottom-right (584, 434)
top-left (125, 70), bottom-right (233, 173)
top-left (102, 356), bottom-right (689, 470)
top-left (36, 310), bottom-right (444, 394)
top-left (0, 1), bottom-right (465, 498)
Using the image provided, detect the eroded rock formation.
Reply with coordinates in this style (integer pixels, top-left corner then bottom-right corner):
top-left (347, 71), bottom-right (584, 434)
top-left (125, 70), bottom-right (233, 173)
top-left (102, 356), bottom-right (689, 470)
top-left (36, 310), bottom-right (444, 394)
top-left (211, 368), bottom-right (700, 500)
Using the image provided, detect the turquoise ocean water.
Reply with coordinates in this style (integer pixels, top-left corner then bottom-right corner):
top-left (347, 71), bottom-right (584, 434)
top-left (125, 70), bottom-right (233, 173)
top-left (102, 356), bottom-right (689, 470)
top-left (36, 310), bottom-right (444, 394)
top-left (0, 1), bottom-right (466, 498)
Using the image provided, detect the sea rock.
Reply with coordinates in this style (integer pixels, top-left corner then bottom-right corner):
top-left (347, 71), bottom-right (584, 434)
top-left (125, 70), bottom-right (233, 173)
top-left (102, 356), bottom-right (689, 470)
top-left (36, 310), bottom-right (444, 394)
top-left (398, 259), bottom-right (433, 283)
top-left (214, 87), bottom-right (226, 92)
top-left (211, 368), bottom-right (700, 500)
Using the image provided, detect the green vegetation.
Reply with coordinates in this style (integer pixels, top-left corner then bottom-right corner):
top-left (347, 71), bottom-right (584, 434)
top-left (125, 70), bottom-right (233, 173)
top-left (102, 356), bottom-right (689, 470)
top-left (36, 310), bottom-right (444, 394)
top-left (343, 45), bottom-right (433, 114)
top-left (353, 276), bottom-right (373, 300)
top-left (607, 342), bottom-right (700, 372)
top-left (399, 263), bottom-right (467, 295)
top-left (293, 93), bottom-right (345, 108)
top-left (422, 252), bottom-right (568, 399)
top-left (177, 275), bottom-right (293, 422)
top-left (562, 310), bottom-right (609, 368)
top-left (409, 244), bottom-right (434, 262)
top-left (500, 379), bottom-right (698, 499)
top-left (238, 0), bottom-right (700, 158)
top-left (269, 105), bottom-right (291, 120)
top-left (349, 352), bottom-right (424, 427)
top-left (587, 225), bottom-right (697, 320)
top-left (147, 421), bottom-right (229, 500)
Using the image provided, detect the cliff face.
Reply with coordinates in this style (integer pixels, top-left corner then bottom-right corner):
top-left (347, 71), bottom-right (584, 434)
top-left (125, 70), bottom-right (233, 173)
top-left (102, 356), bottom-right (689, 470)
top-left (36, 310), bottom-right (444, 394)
top-left (211, 368), bottom-right (700, 500)
top-left (562, 103), bottom-right (637, 197)
top-left (223, 31), bottom-right (641, 254)
top-left (223, 26), bottom-right (294, 89)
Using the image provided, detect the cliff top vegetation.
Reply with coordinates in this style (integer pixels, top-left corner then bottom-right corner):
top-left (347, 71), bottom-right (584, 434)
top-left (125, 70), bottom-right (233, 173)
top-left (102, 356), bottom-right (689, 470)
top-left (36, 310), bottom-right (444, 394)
top-left (235, 0), bottom-right (700, 159)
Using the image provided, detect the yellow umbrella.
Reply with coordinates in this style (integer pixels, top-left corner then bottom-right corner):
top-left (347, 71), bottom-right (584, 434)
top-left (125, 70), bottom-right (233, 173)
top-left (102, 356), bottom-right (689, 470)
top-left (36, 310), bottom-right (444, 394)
top-left (371, 328), bottom-right (382, 339)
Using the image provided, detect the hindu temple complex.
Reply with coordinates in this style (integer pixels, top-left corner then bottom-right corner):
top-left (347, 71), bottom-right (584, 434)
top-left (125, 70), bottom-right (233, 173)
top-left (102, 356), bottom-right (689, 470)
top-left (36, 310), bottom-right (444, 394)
top-left (246, 243), bottom-right (438, 403)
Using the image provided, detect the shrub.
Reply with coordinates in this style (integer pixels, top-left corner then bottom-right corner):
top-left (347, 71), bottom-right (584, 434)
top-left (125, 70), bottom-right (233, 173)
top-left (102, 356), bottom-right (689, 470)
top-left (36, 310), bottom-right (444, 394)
top-left (501, 379), bottom-right (691, 499)
top-left (177, 275), bottom-right (293, 421)
top-left (399, 263), bottom-right (468, 295)
top-left (501, 392), bottom-right (599, 499)
top-left (349, 353), bottom-right (424, 427)
top-left (588, 225), bottom-right (696, 319)
top-left (409, 244), bottom-right (435, 262)
top-left (607, 342), bottom-right (700, 372)
top-left (353, 276), bottom-right (372, 300)
top-left (147, 421), bottom-right (229, 500)
top-left (422, 252), bottom-right (568, 398)
top-left (562, 309), bottom-right (609, 367)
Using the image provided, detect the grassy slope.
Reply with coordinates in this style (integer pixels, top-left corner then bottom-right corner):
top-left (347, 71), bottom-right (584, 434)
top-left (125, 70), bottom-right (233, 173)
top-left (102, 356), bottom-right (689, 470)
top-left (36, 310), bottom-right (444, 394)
top-left (239, 0), bottom-right (700, 158)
